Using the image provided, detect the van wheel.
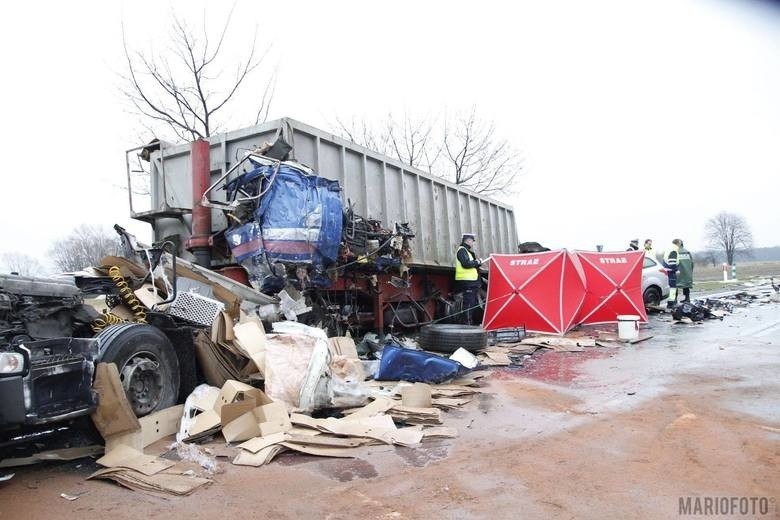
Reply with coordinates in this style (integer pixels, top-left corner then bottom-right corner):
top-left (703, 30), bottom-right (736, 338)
top-left (96, 324), bottom-right (180, 417)
top-left (419, 324), bottom-right (487, 354)
top-left (643, 286), bottom-right (662, 306)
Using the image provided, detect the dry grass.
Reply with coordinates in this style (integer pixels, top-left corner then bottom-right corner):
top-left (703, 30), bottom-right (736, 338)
top-left (691, 260), bottom-right (780, 292)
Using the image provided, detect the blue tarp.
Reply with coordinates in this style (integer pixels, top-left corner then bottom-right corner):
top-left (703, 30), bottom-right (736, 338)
top-left (225, 162), bottom-right (342, 268)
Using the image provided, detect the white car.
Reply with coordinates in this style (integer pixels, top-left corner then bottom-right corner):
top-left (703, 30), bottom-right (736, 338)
top-left (642, 255), bottom-right (670, 306)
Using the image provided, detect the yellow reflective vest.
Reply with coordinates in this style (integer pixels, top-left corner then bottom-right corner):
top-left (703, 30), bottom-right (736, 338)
top-left (455, 246), bottom-right (479, 281)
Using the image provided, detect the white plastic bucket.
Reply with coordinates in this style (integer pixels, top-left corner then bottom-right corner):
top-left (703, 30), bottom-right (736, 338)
top-left (617, 315), bottom-right (640, 341)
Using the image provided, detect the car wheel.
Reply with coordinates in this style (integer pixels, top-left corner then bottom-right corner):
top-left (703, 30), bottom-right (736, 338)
top-left (643, 286), bottom-right (662, 306)
top-left (419, 324), bottom-right (488, 354)
top-left (96, 324), bottom-right (180, 417)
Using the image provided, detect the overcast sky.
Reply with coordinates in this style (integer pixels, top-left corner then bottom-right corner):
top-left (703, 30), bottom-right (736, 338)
top-left (1, 0), bottom-right (778, 270)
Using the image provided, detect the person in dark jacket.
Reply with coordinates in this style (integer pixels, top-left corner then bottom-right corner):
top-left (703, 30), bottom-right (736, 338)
top-left (676, 240), bottom-right (694, 302)
top-left (454, 233), bottom-right (484, 325)
top-left (663, 239), bottom-right (681, 308)
top-left (626, 239), bottom-right (639, 251)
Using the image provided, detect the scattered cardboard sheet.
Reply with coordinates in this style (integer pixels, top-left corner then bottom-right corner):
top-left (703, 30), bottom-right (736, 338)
top-left (401, 383), bottom-right (432, 408)
top-left (233, 321), bottom-right (267, 375)
top-left (344, 397), bottom-right (396, 420)
top-left (237, 432), bottom-right (288, 454)
top-left (481, 350), bottom-right (512, 366)
top-left (232, 445), bottom-right (285, 467)
top-left (389, 405), bottom-right (443, 426)
top-left (140, 405), bottom-right (184, 448)
top-left (194, 331), bottom-right (247, 387)
top-left (421, 427), bottom-right (459, 439)
top-left (0, 446), bottom-right (104, 468)
top-left (290, 413), bottom-right (422, 447)
top-left (133, 284), bottom-right (164, 309)
top-left (279, 443), bottom-right (357, 458)
top-left (91, 363), bottom-right (141, 439)
top-left (328, 337), bottom-right (359, 359)
top-left (96, 445), bottom-right (174, 476)
top-left (449, 348), bottom-right (479, 369)
top-left (222, 402), bottom-right (292, 443)
top-left (89, 467), bottom-right (211, 497)
top-left (431, 397), bottom-right (473, 410)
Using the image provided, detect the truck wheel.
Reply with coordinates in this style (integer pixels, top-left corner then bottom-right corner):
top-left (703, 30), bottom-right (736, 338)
top-left (419, 324), bottom-right (487, 354)
top-left (96, 324), bottom-right (180, 417)
top-left (643, 286), bottom-right (662, 306)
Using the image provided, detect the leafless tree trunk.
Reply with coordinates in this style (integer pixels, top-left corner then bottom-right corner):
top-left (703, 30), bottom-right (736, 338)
top-left (1, 253), bottom-right (45, 277)
top-left (120, 6), bottom-right (275, 142)
top-left (333, 108), bottom-right (521, 196)
top-left (49, 225), bottom-right (119, 273)
top-left (704, 212), bottom-right (754, 265)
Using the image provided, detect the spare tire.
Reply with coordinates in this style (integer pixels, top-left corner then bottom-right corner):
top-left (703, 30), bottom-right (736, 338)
top-left (96, 324), bottom-right (180, 417)
top-left (419, 324), bottom-right (488, 354)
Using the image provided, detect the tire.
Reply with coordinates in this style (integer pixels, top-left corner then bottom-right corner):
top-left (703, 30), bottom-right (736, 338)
top-left (643, 286), bottom-right (662, 307)
top-left (419, 324), bottom-right (488, 354)
top-left (96, 324), bottom-right (180, 417)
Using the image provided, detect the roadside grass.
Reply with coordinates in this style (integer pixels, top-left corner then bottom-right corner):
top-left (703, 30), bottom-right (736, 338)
top-left (692, 260), bottom-right (780, 292)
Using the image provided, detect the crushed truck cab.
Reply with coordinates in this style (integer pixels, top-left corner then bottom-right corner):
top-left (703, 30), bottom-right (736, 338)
top-left (0, 274), bottom-right (100, 428)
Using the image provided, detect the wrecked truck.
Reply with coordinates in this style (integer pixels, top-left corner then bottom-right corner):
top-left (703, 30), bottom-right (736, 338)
top-left (127, 117), bottom-right (518, 333)
top-left (1, 117), bottom-right (519, 440)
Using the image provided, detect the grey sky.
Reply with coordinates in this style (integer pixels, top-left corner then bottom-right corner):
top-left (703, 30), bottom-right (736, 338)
top-left (1, 0), bottom-right (778, 268)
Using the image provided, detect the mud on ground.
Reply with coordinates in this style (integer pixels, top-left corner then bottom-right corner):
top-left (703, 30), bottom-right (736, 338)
top-left (1, 305), bottom-right (778, 519)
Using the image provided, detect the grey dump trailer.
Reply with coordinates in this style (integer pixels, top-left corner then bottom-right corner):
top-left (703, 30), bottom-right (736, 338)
top-left (126, 117), bottom-right (518, 333)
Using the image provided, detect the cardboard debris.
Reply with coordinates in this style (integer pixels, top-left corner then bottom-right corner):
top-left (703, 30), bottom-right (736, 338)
top-left (449, 348), bottom-right (479, 369)
top-left (96, 445), bottom-right (175, 476)
top-left (328, 337), bottom-right (359, 359)
top-left (0, 446), bottom-right (104, 468)
top-left (140, 405), bottom-right (184, 448)
top-left (290, 413), bottom-right (423, 447)
top-left (133, 284), bottom-right (164, 309)
top-left (88, 467), bottom-right (211, 497)
top-left (222, 402), bottom-right (292, 443)
top-left (91, 363), bottom-right (142, 439)
top-left (519, 336), bottom-right (596, 351)
top-left (232, 320), bottom-right (268, 376)
top-left (232, 445), bottom-right (286, 467)
top-left (431, 397), bottom-right (473, 410)
top-left (237, 431), bottom-right (289, 454)
top-left (286, 435), bottom-right (368, 448)
top-left (389, 405), bottom-right (443, 426)
top-left (180, 380), bottom-right (273, 442)
top-left (194, 330), bottom-right (248, 387)
top-left (279, 443), bottom-right (357, 458)
top-left (479, 348), bottom-right (512, 366)
top-left (401, 383), bottom-right (433, 408)
top-left (421, 426), bottom-right (459, 439)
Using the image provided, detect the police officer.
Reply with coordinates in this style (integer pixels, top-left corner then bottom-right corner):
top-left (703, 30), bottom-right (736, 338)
top-left (454, 233), bottom-right (483, 325)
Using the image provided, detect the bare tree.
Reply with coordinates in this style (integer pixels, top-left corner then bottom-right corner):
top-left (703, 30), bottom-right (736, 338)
top-left (334, 108), bottom-right (521, 196)
top-left (704, 212), bottom-right (754, 265)
top-left (121, 6), bottom-right (275, 142)
top-left (441, 108), bottom-right (522, 196)
top-left (49, 225), bottom-right (119, 273)
top-left (697, 250), bottom-right (721, 268)
top-left (1, 253), bottom-right (45, 277)
top-left (335, 113), bottom-right (440, 172)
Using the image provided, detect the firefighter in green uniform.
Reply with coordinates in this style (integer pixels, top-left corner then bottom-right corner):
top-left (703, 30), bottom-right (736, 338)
top-left (675, 239), bottom-right (694, 302)
top-left (454, 233), bottom-right (484, 325)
